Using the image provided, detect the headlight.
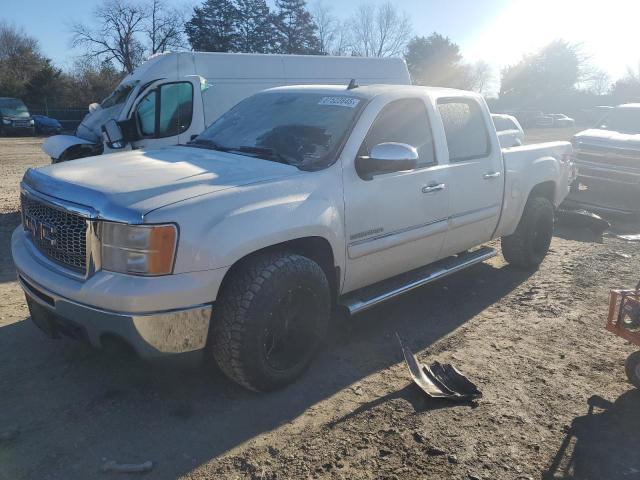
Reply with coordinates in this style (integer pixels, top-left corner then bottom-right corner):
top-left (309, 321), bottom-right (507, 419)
top-left (29, 119), bottom-right (35, 125)
top-left (101, 223), bottom-right (178, 276)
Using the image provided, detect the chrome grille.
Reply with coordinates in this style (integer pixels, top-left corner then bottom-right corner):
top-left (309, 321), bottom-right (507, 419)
top-left (21, 194), bottom-right (87, 273)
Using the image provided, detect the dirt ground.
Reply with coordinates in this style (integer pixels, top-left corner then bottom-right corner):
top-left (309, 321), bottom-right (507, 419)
top-left (1, 133), bottom-right (639, 480)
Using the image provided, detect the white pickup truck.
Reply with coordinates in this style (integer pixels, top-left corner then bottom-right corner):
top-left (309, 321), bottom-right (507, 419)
top-left (568, 103), bottom-right (640, 213)
top-left (12, 85), bottom-right (573, 391)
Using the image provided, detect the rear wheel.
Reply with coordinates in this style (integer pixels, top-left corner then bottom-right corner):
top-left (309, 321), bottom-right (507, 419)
top-left (625, 351), bottom-right (640, 389)
top-left (502, 196), bottom-right (554, 268)
top-left (211, 252), bottom-right (331, 391)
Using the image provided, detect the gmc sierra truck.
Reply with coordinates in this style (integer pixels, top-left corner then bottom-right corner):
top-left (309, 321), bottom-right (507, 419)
top-left (12, 85), bottom-right (574, 391)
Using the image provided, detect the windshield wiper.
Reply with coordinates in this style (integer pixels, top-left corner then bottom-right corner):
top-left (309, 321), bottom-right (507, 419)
top-left (185, 138), bottom-right (231, 152)
top-left (226, 146), bottom-right (292, 165)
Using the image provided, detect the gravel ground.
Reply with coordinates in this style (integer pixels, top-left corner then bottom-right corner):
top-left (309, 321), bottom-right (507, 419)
top-left (1, 135), bottom-right (639, 480)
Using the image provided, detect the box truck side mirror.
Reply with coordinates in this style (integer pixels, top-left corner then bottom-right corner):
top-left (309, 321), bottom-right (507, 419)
top-left (102, 119), bottom-right (125, 149)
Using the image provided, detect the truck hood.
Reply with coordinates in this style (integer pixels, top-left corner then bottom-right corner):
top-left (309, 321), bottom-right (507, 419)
top-left (573, 128), bottom-right (640, 151)
top-left (23, 146), bottom-right (299, 222)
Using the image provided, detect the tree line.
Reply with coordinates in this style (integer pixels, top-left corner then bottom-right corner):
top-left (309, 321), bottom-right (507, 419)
top-left (1, 0), bottom-right (640, 112)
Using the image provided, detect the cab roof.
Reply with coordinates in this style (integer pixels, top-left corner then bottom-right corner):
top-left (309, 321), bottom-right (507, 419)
top-left (618, 103), bottom-right (640, 109)
top-left (262, 84), bottom-right (481, 102)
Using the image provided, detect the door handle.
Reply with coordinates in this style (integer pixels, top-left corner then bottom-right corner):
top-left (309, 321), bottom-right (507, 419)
top-left (422, 183), bottom-right (446, 193)
top-left (483, 171), bottom-right (501, 179)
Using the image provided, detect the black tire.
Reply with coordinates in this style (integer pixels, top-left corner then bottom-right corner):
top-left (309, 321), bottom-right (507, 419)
top-left (625, 351), bottom-right (640, 389)
top-left (211, 252), bottom-right (331, 392)
top-left (501, 196), bottom-right (554, 268)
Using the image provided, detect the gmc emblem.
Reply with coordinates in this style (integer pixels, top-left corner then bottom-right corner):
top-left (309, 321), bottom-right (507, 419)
top-left (24, 214), bottom-right (57, 246)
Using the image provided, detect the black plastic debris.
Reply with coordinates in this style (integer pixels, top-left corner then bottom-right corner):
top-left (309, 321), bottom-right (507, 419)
top-left (397, 334), bottom-right (481, 401)
top-left (556, 209), bottom-right (610, 234)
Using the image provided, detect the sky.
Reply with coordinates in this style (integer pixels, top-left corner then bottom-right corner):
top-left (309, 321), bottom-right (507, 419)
top-left (2, 0), bottom-right (639, 88)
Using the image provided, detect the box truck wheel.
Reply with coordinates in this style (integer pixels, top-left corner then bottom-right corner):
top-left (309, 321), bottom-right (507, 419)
top-left (211, 251), bottom-right (330, 392)
top-left (501, 196), bottom-right (554, 268)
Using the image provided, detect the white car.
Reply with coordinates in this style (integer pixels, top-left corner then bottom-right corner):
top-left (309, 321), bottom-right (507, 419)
top-left (549, 114), bottom-right (576, 128)
top-left (42, 52), bottom-right (411, 163)
top-left (535, 114), bottom-right (555, 128)
top-left (492, 113), bottom-right (525, 147)
top-left (13, 84), bottom-right (574, 391)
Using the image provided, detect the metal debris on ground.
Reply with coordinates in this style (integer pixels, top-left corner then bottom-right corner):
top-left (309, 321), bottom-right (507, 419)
top-left (101, 460), bottom-right (154, 474)
top-left (613, 233), bottom-right (640, 242)
top-left (397, 334), bottom-right (482, 401)
top-left (556, 209), bottom-right (611, 234)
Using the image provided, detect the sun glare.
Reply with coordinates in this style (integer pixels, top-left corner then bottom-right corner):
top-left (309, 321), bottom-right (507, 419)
top-left (466, 0), bottom-right (640, 80)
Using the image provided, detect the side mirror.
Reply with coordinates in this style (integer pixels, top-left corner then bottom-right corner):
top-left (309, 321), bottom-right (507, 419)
top-left (102, 119), bottom-right (125, 149)
top-left (355, 142), bottom-right (418, 180)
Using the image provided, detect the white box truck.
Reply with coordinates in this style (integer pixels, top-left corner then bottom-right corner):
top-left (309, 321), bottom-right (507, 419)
top-left (42, 52), bottom-right (411, 163)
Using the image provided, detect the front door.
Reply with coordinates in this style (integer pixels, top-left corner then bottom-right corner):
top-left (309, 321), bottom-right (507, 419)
top-left (342, 97), bottom-right (450, 293)
top-left (129, 77), bottom-right (205, 150)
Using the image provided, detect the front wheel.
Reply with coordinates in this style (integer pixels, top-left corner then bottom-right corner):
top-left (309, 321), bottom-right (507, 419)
top-left (625, 351), bottom-right (640, 389)
top-left (211, 252), bottom-right (331, 392)
top-left (501, 196), bottom-right (554, 268)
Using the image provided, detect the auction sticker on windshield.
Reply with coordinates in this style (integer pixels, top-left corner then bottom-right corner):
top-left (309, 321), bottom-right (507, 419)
top-left (318, 97), bottom-right (360, 108)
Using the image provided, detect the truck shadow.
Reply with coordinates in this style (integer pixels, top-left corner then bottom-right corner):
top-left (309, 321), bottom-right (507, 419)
top-left (543, 390), bottom-right (640, 480)
top-left (0, 261), bottom-right (531, 479)
top-left (0, 211), bottom-right (21, 283)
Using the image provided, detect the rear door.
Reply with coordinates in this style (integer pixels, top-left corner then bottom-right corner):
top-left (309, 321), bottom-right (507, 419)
top-left (342, 96), bottom-right (450, 293)
top-left (436, 96), bottom-right (504, 257)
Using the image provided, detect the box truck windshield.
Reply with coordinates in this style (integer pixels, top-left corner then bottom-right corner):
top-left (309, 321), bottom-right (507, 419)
top-left (75, 81), bottom-right (139, 143)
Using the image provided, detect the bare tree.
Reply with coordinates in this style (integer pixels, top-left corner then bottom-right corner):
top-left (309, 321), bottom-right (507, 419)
top-left (145, 0), bottom-right (185, 54)
top-left (331, 21), bottom-right (350, 56)
top-left (349, 2), bottom-right (411, 57)
top-left (310, 0), bottom-right (337, 55)
top-left (467, 60), bottom-right (493, 94)
top-left (71, 0), bottom-right (146, 73)
top-left (584, 68), bottom-right (611, 95)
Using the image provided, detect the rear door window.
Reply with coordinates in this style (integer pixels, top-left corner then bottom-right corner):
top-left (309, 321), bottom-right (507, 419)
top-left (437, 98), bottom-right (491, 162)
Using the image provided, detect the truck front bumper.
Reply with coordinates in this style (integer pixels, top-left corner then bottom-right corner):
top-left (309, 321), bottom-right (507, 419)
top-left (12, 227), bottom-right (221, 360)
top-left (18, 272), bottom-right (212, 359)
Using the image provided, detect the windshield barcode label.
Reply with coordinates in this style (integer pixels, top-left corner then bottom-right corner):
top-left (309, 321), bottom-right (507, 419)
top-left (318, 97), bottom-right (360, 108)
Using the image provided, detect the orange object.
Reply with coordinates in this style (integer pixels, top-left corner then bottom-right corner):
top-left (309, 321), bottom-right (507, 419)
top-left (606, 282), bottom-right (640, 347)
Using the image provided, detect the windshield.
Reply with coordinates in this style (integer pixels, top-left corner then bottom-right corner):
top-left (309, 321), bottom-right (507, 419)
top-left (191, 92), bottom-right (365, 170)
top-left (0, 99), bottom-right (30, 118)
top-left (493, 116), bottom-right (515, 131)
top-left (597, 108), bottom-right (640, 134)
top-left (101, 83), bottom-right (136, 109)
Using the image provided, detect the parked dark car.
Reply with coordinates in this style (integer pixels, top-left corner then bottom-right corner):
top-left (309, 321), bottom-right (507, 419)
top-left (0, 97), bottom-right (35, 136)
top-left (32, 115), bottom-right (63, 135)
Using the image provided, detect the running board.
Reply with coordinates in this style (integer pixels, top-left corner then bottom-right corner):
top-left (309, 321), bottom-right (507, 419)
top-left (340, 247), bottom-right (497, 315)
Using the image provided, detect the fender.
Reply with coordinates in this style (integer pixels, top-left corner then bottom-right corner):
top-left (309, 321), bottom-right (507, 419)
top-left (495, 154), bottom-right (562, 238)
top-left (42, 135), bottom-right (99, 161)
top-left (145, 166), bottom-right (346, 300)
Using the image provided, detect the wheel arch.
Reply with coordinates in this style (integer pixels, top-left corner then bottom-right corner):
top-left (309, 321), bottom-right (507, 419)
top-left (217, 236), bottom-right (340, 305)
top-left (528, 180), bottom-right (556, 205)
